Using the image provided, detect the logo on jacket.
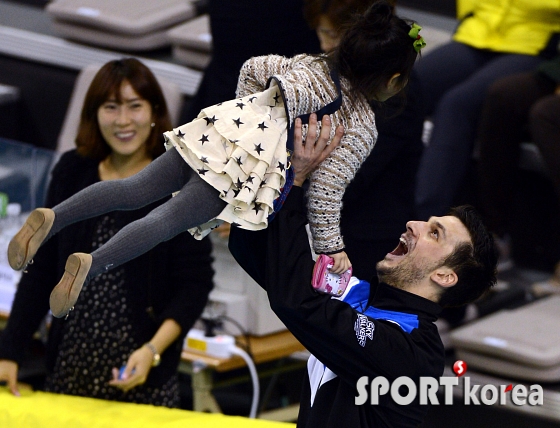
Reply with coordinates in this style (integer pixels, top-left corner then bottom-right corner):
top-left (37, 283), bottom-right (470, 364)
top-left (354, 313), bottom-right (375, 347)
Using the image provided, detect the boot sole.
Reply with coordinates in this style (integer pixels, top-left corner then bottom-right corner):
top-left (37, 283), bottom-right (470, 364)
top-left (49, 253), bottom-right (92, 318)
top-left (8, 208), bottom-right (54, 271)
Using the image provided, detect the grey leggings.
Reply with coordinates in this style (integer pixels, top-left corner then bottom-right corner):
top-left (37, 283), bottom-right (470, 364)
top-left (50, 148), bottom-right (226, 277)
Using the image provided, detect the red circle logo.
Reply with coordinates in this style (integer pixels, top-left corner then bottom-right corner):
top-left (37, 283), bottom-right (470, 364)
top-left (453, 360), bottom-right (467, 377)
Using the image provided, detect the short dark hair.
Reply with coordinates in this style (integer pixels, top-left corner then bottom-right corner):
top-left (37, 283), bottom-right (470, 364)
top-left (438, 205), bottom-right (498, 307)
top-left (328, 0), bottom-right (418, 100)
top-left (75, 58), bottom-right (172, 161)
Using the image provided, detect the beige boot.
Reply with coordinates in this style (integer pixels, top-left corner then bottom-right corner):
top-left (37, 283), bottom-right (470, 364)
top-left (49, 253), bottom-right (92, 318)
top-left (8, 208), bottom-right (55, 271)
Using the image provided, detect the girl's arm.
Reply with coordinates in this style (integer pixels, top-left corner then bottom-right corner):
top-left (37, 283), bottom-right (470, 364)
top-left (235, 54), bottom-right (304, 98)
top-left (307, 125), bottom-right (377, 256)
top-left (292, 114), bottom-right (351, 274)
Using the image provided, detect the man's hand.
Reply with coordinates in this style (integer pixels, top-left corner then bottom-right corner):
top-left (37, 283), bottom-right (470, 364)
top-left (291, 113), bottom-right (344, 186)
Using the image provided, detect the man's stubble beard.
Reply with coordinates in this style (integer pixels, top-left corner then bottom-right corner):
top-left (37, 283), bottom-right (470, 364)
top-left (376, 256), bottom-right (441, 290)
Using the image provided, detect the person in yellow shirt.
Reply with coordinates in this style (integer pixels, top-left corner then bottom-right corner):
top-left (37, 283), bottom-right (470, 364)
top-left (414, 0), bottom-right (560, 221)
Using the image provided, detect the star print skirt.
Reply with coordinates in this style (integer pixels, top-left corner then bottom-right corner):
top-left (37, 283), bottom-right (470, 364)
top-left (164, 85), bottom-right (289, 239)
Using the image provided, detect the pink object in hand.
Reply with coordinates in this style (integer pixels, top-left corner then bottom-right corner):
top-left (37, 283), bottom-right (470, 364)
top-left (312, 254), bottom-right (352, 296)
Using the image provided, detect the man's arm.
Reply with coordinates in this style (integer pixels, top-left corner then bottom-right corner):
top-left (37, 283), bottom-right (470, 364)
top-left (264, 170), bottom-right (429, 384)
top-left (235, 54), bottom-right (301, 98)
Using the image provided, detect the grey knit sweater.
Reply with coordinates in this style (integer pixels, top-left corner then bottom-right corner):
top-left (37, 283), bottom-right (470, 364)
top-left (236, 54), bottom-right (378, 254)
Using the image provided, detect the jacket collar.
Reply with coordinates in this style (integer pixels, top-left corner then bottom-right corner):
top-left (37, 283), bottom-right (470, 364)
top-left (372, 282), bottom-right (442, 320)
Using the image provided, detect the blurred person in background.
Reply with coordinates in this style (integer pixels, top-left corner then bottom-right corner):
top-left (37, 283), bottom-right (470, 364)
top-left (477, 55), bottom-right (560, 290)
top-left (414, 0), bottom-right (560, 221)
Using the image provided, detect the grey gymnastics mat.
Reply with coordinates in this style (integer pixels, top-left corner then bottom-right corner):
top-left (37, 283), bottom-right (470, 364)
top-left (49, 20), bottom-right (172, 51)
top-left (167, 14), bottom-right (212, 69)
top-left (46, 0), bottom-right (197, 50)
top-left (171, 45), bottom-right (211, 70)
top-left (450, 295), bottom-right (560, 382)
top-left (167, 14), bottom-right (212, 52)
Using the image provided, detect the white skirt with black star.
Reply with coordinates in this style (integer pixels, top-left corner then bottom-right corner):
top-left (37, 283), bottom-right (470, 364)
top-left (163, 85), bottom-right (289, 239)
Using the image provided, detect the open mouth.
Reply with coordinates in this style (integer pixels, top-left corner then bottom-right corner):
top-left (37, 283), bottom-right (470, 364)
top-left (389, 237), bottom-right (409, 256)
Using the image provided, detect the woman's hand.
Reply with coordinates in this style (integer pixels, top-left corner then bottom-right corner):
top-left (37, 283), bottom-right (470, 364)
top-left (329, 251), bottom-right (352, 275)
top-left (108, 345), bottom-right (154, 392)
top-left (292, 113), bottom-right (344, 187)
top-left (108, 319), bottom-right (181, 392)
top-left (0, 360), bottom-right (20, 396)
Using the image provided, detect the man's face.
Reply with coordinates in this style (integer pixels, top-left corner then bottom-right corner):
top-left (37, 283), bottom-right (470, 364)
top-left (376, 216), bottom-right (471, 289)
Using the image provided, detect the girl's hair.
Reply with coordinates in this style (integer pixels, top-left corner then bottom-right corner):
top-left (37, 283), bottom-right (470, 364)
top-left (328, 0), bottom-right (418, 100)
top-left (75, 58), bottom-right (172, 160)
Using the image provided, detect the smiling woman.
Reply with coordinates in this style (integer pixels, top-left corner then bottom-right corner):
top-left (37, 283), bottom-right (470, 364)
top-left (98, 85), bottom-right (153, 155)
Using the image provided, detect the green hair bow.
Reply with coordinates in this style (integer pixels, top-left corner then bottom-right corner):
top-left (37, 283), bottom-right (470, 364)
top-left (409, 23), bottom-right (426, 53)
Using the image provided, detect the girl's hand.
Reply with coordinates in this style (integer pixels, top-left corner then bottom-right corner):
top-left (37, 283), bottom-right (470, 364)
top-left (108, 345), bottom-right (153, 392)
top-left (329, 251), bottom-right (351, 274)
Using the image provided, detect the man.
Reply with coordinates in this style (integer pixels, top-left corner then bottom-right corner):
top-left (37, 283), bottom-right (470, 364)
top-left (229, 115), bottom-right (497, 427)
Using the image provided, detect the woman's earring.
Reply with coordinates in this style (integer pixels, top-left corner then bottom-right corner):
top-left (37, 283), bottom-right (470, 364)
top-left (150, 122), bottom-right (155, 128)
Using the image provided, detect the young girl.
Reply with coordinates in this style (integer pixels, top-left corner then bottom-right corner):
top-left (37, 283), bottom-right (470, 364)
top-left (8, 1), bottom-right (425, 318)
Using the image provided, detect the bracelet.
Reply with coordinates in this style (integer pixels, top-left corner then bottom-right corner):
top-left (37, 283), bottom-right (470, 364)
top-left (144, 342), bottom-right (161, 367)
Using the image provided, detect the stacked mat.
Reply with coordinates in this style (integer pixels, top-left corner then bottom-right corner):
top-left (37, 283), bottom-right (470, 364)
top-left (450, 295), bottom-right (560, 382)
top-left (167, 14), bottom-right (212, 70)
top-left (46, 0), bottom-right (198, 51)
